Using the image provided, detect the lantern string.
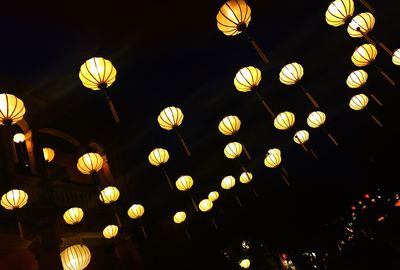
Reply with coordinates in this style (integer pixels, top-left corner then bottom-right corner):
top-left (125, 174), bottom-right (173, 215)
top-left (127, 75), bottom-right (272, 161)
top-left (298, 83), bottom-right (320, 109)
top-left (322, 127), bottom-right (339, 146)
top-left (367, 111), bottom-right (383, 128)
top-left (140, 224), bottom-right (147, 239)
top-left (190, 196), bottom-right (199, 212)
top-left (15, 212), bottom-right (24, 240)
top-left (365, 88), bottom-right (383, 107)
top-left (161, 167), bottom-right (174, 190)
top-left (233, 190), bottom-right (243, 207)
top-left (174, 128), bottom-right (191, 157)
top-left (309, 147), bottom-right (320, 160)
top-left (251, 186), bottom-right (259, 198)
top-left (102, 89), bottom-right (121, 124)
top-left (363, 31), bottom-right (394, 57)
top-left (357, 0), bottom-right (375, 14)
top-left (233, 134), bottom-right (251, 160)
top-left (253, 90), bottom-right (275, 119)
top-left (211, 217), bottom-right (218, 231)
top-left (184, 228), bottom-right (191, 241)
top-left (280, 166), bottom-right (290, 187)
top-left (300, 142), bottom-right (308, 153)
top-left (243, 30), bottom-right (270, 64)
top-left (114, 210), bottom-right (122, 228)
top-left (373, 64), bottom-right (396, 87)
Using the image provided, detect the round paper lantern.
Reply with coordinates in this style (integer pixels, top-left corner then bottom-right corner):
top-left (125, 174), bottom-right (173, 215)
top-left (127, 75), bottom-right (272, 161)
top-left (173, 211), bottom-right (187, 224)
top-left (347, 12), bottom-right (375, 38)
top-left (79, 57), bottom-right (116, 90)
top-left (351, 43), bottom-right (377, 67)
top-left (268, 148), bottom-right (281, 156)
top-left (221, 176), bottom-right (236, 190)
top-left (13, 133), bottom-right (25, 143)
top-left (346, 70), bottom-right (368, 88)
top-left (239, 172), bottom-right (253, 184)
top-left (293, 130), bottom-right (310, 144)
top-left (103, 224), bottom-right (119, 239)
top-left (198, 199), bottom-right (213, 212)
top-left (157, 106), bottom-right (184, 130)
top-left (175, 175), bottom-right (194, 191)
top-left (76, 152), bottom-right (103, 175)
top-left (264, 153), bottom-right (281, 168)
top-left (216, 0), bottom-right (251, 36)
top-left (127, 204), bottom-right (145, 219)
top-left (307, 111), bottom-right (326, 128)
top-left (208, 191), bottom-right (220, 202)
top-left (349, 93), bottom-right (369, 110)
top-left (0, 93), bottom-right (26, 125)
top-left (234, 66), bottom-right (261, 92)
top-left (60, 244), bottom-right (91, 270)
top-left (224, 142), bottom-right (243, 159)
top-left (63, 207), bottom-right (84, 225)
top-left (99, 186), bottom-right (120, 204)
top-left (392, 48), bottom-right (400, 66)
top-left (218, 115), bottom-right (241, 135)
top-left (148, 148), bottom-right (169, 166)
top-left (239, 258), bottom-right (251, 269)
top-left (274, 111), bottom-right (295, 130)
top-left (325, 0), bottom-right (355, 27)
top-left (279, 62), bottom-right (304, 85)
top-left (43, 147), bottom-right (55, 163)
top-left (1, 189), bottom-right (28, 210)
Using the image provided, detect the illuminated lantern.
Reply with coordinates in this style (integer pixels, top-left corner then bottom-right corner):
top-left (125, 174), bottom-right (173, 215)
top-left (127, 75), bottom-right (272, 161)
top-left (173, 211), bottom-right (187, 224)
top-left (264, 153), bottom-right (281, 168)
top-left (393, 48), bottom-right (400, 66)
top-left (60, 244), bottom-right (91, 270)
top-left (239, 172), bottom-right (252, 184)
top-left (103, 224), bottom-right (119, 239)
top-left (347, 12), bottom-right (375, 38)
top-left (325, 0), bottom-right (355, 27)
top-left (1, 189), bottom-right (28, 210)
top-left (274, 111), bottom-right (295, 130)
top-left (99, 186), bottom-right (120, 204)
top-left (0, 93), bottom-right (26, 125)
top-left (239, 258), bottom-right (251, 269)
top-left (293, 130), bottom-right (310, 144)
top-left (63, 207), bottom-right (84, 225)
top-left (218, 115), bottom-right (241, 135)
top-left (43, 147), bottom-right (55, 163)
top-left (79, 57), bottom-right (116, 90)
top-left (224, 142), bottom-right (243, 159)
top-left (279, 62), bottom-right (304, 85)
top-left (175, 175), bottom-right (194, 191)
top-left (208, 191), bottom-right (220, 202)
top-left (148, 148), bottom-right (169, 166)
top-left (216, 0), bottom-right (251, 36)
top-left (346, 70), bottom-right (368, 88)
top-left (307, 111), bottom-right (326, 128)
top-left (234, 66), bottom-right (261, 92)
top-left (157, 106), bottom-right (184, 130)
top-left (127, 204), bottom-right (145, 219)
top-left (349, 93), bottom-right (369, 110)
top-left (221, 176), bottom-right (236, 190)
top-left (198, 199), bottom-right (213, 212)
top-left (13, 133), bottom-right (25, 143)
top-left (351, 43), bottom-right (377, 67)
top-left (268, 148), bottom-right (281, 156)
top-left (76, 152), bottom-right (103, 175)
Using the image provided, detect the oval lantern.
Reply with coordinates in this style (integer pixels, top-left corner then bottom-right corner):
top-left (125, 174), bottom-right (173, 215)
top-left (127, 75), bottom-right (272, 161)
top-left (127, 204), bottom-right (145, 219)
top-left (393, 48), bottom-right (400, 66)
top-left (349, 93), bottom-right (369, 110)
top-left (1, 189), bottom-right (28, 210)
top-left (274, 111), bottom-right (295, 130)
top-left (43, 147), bottom-right (55, 163)
top-left (264, 153), bottom-right (281, 168)
top-left (76, 152), bottom-right (103, 175)
top-left (347, 12), bottom-right (375, 38)
top-left (239, 172), bottom-right (253, 184)
top-left (13, 133), bottom-right (25, 143)
top-left (175, 175), bottom-right (194, 191)
top-left (103, 224), bottom-right (119, 239)
top-left (157, 106), bottom-right (184, 130)
top-left (216, 0), bottom-right (251, 36)
top-left (268, 148), bottom-right (281, 156)
top-left (208, 191), bottom-right (220, 202)
top-left (221, 176), bottom-right (236, 190)
top-left (60, 244), bottom-right (91, 270)
top-left (198, 199), bottom-right (213, 212)
top-left (234, 66), bottom-right (261, 92)
top-left (148, 148), bottom-right (169, 166)
top-left (351, 43), bottom-right (377, 67)
top-left (99, 186), bottom-right (120, 204)
top-left (63, 207), bottom-right (84, 225)
top-left (279, 62), bottom-right (304, 85)
top-left (218, 115), bottom-right (241, 135)
top-left (0, 93), bottom-right (26, 125)
top-left (239, 258), bottom-right (251, 269)
top-left (325, 0), bottom-right (355, 27)
top-left (79, 57), bottom-right (117, 91)
top-left (173, 211), bottom-right (187, 224)
top-left (307, 111), bottom-right (326, 128)
top-left (346, 70), bottom-right (368, 88)
top-left (293, 130), bottom-right (310, 144)
top-left (224, 142), bottom-right (243, 159)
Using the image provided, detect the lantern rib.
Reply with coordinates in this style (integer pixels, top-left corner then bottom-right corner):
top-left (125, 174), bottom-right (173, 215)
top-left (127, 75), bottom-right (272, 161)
top-left (84, 61), bottom-right (101, 85)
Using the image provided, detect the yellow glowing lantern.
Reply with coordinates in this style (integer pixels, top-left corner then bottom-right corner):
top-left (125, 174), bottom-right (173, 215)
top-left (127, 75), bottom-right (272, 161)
top-left (264, 153), bottom-right (282, 168)
top-left (216, 0), bottom-right (251, 36)
top-left (351, 43), bottom-right (377, 67)
top-left (0, 93), bottom-right (26, 125)
top-left (103, 224), bottom-right (119, 239)
top-left (99, 186), bottom-right (120, 204)
top-left (346, 70), bottom-right (368, 88)
top-left (198, 199), bottom-right (213, 212)
top-left (13, 133), bottom-right (25, 143)
top-left (76, 152), bottom-right (103, 175)
top-left (208, 191), bottom-right (220, 202)
top-left (279, 62), bottom-right (304, 85)
top-left (234, 66), bottom-right (261, 92)
top-left (79, 57), bottom-right (116, 91)
top-left (307, 111), bottom-right (326, 128)
top-left (42, 147), bottom-right (55, 163)
top-left (148, 148), bottom-right (169, 166)
top-left (393, 49), bottom-right (400, 66)
top-left (239, 258), bottom-right (251, 269)
top-left (221, 176), bottom-right (236, 190)
top-left (349, 93), bottom-right (369, 110)
top-left (60, 244), bottom-right (91, 270)
top-left (157, 106), bottom-right (184, 130)
top-left (293, 130), bottom-right (310, 144)
top-left (173, 211), bottom-right (187, 224)
top-left (239, 172), bottom-right (253, 184)
top-left (274, 111), bottom-right (295, 130)
top-left (347, 12), bottom-right (375, 38)
top-left (224, 142), bottom-right (243, 159)
top-left (1, 189), bottom-right (28, 210)
top-left (218, 115), bottom-right (241, 135)
top-left (175, 175), bottom-right (194, 191)
top-left (63, 207), bottom-right (84, 225)
top-left (325, 0), bottom-right (355, 27)
top-left (268, 148), bottom-right (281, 156)
top-left (127, 204), bottom-right (145, 219)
